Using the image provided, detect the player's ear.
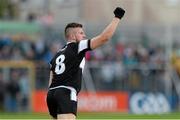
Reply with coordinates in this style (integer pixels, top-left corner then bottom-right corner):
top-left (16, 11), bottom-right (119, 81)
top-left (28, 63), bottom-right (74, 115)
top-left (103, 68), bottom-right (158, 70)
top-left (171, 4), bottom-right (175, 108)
top-left (71, 34), bottom-right (76, 40)
top-left (70, 34), bottom-right (76, 40)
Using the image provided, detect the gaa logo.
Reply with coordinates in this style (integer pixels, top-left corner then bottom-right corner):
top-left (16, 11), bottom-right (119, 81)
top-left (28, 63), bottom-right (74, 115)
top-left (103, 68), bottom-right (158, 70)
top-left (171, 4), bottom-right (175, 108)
top-left (130, 92), bottom-right (170, 114)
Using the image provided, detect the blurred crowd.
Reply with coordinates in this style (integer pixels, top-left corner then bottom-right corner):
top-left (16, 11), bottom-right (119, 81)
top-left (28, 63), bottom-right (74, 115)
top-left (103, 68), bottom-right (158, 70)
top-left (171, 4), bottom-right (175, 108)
top-left (0, 34), bottom-right (60, 63)
top-left (87, 41), bottom-right (166, 67)
top-left (0, 34), bottom-right (168, 66)
top-left (1, 31), bottom-right (180, 112)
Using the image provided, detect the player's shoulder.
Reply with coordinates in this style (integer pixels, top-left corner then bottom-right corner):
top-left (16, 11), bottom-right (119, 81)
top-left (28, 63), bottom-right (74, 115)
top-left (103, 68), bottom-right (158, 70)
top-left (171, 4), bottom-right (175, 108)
top-left (77, 39), bottom-right (90, 46)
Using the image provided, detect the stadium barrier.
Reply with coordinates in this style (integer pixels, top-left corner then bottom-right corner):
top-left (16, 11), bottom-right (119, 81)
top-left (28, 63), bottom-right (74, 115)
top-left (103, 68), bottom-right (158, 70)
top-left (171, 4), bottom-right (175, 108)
top-left (32, 91), bottom-right (129, 112)
top-left (32, 90), bottom-right (176, 114)
top-left (78, 91), bottom-right (128, 112)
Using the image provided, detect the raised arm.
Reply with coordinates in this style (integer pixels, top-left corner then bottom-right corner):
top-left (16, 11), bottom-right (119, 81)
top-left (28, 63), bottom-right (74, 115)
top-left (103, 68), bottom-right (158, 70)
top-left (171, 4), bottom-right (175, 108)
top-left (90, 7), bottom-right (125, 49)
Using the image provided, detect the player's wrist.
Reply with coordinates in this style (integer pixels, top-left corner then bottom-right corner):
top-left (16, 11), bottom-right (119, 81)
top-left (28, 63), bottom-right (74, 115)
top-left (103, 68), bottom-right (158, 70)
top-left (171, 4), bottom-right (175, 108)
top-left (114, 7), bottom-right (125, 19)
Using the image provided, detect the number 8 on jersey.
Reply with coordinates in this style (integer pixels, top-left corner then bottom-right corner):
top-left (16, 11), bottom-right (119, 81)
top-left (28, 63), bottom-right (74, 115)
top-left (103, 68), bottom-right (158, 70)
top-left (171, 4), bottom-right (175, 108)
top-left (55, 54), bottom-right (65, 74)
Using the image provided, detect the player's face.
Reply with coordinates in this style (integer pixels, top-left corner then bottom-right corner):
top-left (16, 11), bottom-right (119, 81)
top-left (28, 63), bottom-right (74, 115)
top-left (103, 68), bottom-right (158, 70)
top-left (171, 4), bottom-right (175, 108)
top-left (74, 28), bottom-right (86, 42)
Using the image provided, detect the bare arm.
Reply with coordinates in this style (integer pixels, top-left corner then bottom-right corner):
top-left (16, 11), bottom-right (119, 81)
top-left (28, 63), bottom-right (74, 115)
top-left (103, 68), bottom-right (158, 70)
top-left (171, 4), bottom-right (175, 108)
top-left (48, 71), bottom-right (53, 87)
top-left (90, 7), bottom-right (125, 49)
top-left (90, 18), bottom-right (120, 49)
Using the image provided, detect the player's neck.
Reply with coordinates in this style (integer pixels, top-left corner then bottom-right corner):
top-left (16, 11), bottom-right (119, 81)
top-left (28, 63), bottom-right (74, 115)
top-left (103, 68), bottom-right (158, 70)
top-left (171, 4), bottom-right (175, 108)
top-left (67, 39), bottom-right (77, 43)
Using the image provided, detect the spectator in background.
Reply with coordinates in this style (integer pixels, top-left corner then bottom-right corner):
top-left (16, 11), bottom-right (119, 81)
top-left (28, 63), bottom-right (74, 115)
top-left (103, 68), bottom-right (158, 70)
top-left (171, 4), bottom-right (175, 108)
top-left (0, 71), bottom-right (6, 111)
top-left (26, 12), bottom-right (37, 23)
top-left (11, 47), bottom-right (23, 60)
top-left (19, 70), bottom-right (30, 111)
top-left (6, 70), bottom-right (20, 112)
top-left (172, 47), bottom-right (180, 75)
top-left (0, 45), bottom-right (12, 60)
top-left (43, 42), bottom-right (62, 63)
top-left (101, 63), bottom-right (115, 90)
top-left (123, 44), bottom-right (138, 66)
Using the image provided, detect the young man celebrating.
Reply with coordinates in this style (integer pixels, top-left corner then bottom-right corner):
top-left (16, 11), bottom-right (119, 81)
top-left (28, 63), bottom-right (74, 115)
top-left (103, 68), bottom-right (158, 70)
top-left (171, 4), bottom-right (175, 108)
top-left (46, 7), bottom-right (125, 120)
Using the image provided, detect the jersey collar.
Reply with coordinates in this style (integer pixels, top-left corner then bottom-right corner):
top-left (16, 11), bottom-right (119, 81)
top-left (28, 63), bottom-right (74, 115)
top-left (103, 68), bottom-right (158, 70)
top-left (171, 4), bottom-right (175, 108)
top-left (67, 40), bottom-right (76, 44)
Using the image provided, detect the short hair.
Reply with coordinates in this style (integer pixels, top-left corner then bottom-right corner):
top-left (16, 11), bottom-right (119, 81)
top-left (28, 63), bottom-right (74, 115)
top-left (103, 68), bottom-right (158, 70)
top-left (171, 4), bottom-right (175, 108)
top-left (64, 22), bottom-right (83, 38)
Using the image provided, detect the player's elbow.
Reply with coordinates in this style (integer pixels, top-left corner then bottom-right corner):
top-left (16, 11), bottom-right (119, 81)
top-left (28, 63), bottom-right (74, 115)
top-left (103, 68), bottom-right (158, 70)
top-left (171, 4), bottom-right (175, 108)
top-left (100, 34), bottom-right (111, 43)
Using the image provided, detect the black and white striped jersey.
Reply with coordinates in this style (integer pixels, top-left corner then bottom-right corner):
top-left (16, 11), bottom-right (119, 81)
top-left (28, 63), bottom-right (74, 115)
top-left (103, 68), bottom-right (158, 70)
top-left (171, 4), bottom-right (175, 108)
top-left (49, 39), bottom-right (91, 93)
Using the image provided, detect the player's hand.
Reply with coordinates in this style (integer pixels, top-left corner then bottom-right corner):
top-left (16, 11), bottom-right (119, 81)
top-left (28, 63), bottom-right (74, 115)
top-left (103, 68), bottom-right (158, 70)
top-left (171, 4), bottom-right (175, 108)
top-left (114, 7), bottom-right (125, 19)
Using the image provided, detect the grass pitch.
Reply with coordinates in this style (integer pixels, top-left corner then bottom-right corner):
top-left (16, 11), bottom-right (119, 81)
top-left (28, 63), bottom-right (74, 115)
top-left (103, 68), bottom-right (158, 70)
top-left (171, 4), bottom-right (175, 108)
top-left (0, 112), bottom-right (180, 119)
